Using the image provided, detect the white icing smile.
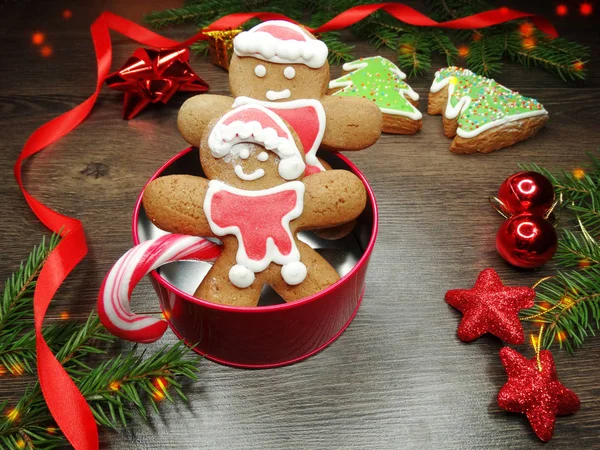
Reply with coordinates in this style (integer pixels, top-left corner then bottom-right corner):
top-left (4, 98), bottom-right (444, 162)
top-left (234, 165), bottom-right (265, 181)
top-left (266, 89), bottom-right (291, 101)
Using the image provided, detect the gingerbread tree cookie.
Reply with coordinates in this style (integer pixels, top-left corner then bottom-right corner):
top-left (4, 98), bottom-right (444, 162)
top-left (328, 56), bottom-right (422, 134)
top-left (143, 104), bottom-right (367, 307)
top-left (428, 67), bottom-right (548, 154)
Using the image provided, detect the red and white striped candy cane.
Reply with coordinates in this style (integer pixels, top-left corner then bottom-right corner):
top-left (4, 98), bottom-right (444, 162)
top-left (98, 234), bottom-right (221, 343)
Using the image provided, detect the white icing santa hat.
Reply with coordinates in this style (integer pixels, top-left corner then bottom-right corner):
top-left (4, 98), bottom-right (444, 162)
top-left (208, 104), bottom-right (306, 180)
top-left (233, 20), bottom-right (328, 69)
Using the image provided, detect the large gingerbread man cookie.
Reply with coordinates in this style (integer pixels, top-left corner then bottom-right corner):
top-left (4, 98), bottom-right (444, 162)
top-left (177, 20), bottom-right (382, 175)
top-left (143, 104), bottom-right (367, 307)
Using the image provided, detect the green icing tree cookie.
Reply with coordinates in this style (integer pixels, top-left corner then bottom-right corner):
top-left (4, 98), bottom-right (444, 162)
top-left (329, 56), bottom-right (422, 121)
top-left (430, 67), bottom-right (547, 137)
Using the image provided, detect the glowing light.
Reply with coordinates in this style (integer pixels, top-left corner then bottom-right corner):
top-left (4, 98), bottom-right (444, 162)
top-left (580, 2), bottom-right (593, 15)
top-left (62, 9), bottom-right (73, 19)
top-left (472, 32), bottom-right (481, 41)
top-left (399, 44), bottom-right (414, 55)
top-left (46, 427), bottom-right (58, 434)
top-left (579, 259), bottom-right (591, 268)
top-left (539, 301), bottom-right (552, 310)
top-left (458, 46), bottom-right (469, 57)
top-left (519, 22), bottom-right (535, 37)
top-left (572, 168), bottom-right (585, 179)
top-left (59, 311), bottom-right (70, 320)
top-left (0, 365), bottom-right (6, 376)
top-left (557, 330), bottom-right (567, 342)
top-left (109, 381), bottom-right (121, 391)
top-left (556, 4), bottom-right (568, 16)
top-left (10, 363), bottom-right (24, 376)
top-left (561, 297), bottom-right (575, 307)
top-left (151, 377), bottom-right (168, 401)
top-left (517, 221), bottom-right (538, 239)
top-left (32, 32), bottom-right (45, 45)
top-left (522, 37), bottom-right (536, 50)
top-left (573, 61), bottom-right (585, 71)
top-left (15, 438), bottom-right (25, 449)
top-left (6, 408), bottom-right (20, 422)
top-left (41, 45), bottom-right (53, 57)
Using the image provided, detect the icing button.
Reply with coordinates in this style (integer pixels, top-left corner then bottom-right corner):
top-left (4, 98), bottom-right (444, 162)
top-left (229, 265), bottom-right (255, 288)
top-left (281, 262), bottom-right (307, 286)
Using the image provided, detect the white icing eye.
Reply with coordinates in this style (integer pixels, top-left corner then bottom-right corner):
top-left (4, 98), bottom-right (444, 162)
top-left (257, 152), bottom-right (269, 162)
top-left (254, 64), bottom-right (267, 78)
top-left (283, 66), bottom-right (296, 80)
top-left (239, 148), bottom-right (250, 159)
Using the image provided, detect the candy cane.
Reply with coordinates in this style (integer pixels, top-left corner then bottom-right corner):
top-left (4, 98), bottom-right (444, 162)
top-left (98, 234), bottom-right (221, 343)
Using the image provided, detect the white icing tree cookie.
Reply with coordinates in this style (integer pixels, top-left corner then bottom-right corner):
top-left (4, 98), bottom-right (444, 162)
top-left (428, 67), bottom-right (548, 154)
top-left (328, 56), bottom-right (422, 134)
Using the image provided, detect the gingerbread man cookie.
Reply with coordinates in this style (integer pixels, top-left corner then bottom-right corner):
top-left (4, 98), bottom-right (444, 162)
top-left (177, 20), bottom-right (383, 175)
top-left (143, 104), bottom-right (367, 307)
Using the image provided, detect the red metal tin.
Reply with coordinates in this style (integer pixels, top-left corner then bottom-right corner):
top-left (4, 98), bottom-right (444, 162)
top-left (132, 147), bottom-right (378, 368)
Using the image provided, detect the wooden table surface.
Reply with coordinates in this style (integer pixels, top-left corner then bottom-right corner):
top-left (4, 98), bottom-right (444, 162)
top-left (2, 0), bottom-right (600, 448)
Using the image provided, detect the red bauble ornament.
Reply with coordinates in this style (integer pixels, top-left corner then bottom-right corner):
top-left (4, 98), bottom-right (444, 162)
top-left (496, 213), bottom-right (557, 268)
top-left (498, 347), bottom-right (580, 442)
top-left (497, 171), bottom-right (555, 216)
top-left (445, 268), bottom-right (535, 344)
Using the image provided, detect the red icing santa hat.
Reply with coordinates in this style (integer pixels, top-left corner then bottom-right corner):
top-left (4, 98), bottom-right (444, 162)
top-left (208, 104), bottom-right (306, 180)
top-left (233, 20), bottom-right (328, 69)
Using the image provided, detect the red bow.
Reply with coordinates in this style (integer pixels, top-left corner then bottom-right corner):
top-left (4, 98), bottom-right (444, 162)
top-left (106, 48), bottom-right (208, 119)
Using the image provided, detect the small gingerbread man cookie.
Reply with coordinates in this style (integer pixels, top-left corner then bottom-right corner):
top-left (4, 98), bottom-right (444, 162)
top-left (177, 20), bottom-right (383, 175)
top-left (143, 104), bottom-right (367, 307)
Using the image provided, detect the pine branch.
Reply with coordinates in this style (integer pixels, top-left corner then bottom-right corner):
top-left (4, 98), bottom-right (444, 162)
top-left (397, 30), bottom-right (432, 77)
top-left (556, 228), bottom-right (600, 269)
top-left (521, 267), bottom-right (600, 353)
top-left (508, 33), bottom-right (589, 82)
top-left (319, 32), bottom-right (354, 65)
top-left (0, 235), bottom-right (202, 448)
top-left (466, 34), bottom-right (503, 76)
top-left (428, 29), bottom-right (458, 66)
top-left (0, 234), bottom-right (60, 338)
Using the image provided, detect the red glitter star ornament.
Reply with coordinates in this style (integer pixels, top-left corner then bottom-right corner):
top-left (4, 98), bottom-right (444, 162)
top-left (106, 48), bottom-right (209, 119)
top-left (498, 347), bottom-right (580, 441)
top-left (445, 268), bottom-right (535, 344)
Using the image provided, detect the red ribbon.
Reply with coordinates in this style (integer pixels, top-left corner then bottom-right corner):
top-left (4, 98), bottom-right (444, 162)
top-left (15, 5), bottom-right (557, 450)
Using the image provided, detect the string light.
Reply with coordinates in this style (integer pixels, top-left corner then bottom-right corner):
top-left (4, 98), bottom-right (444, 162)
top-left (572, 167), bottom-right (585, 179)
top-left (40, 45), bottom-right (53, 57)
top-left (579, 259), bottom-right (591, 268)
top-left (151, 377), bottom-right (169, 401)
top-left (557, 330), bottom-right (567, 342)
top-left (399, 44), bottom-right (414, 55)
top-left (32, 32), bottom-right (45, 45)
top-left (6, 408), bottom-right (20, 422)
top-left (0, 364), bottom-right (6, 376)
top-left (46, 426), bottom-right (58, 434)
top-left (9, 363), bottom-right (24, 376)
top-left (59, 311), bottom-right (70, 320)
top-left (458, 46), bottom-right (469, 57)
top-left (519, 22), bottom-right (535, 37)
top-left (62, 9), bottom-right (73, 19)
top-left (556, 4), bottom-right (568, 16)
top-left (580, 2), bottom-right (593, 16)
top-left (573, 61), bottom-right (585, 72)
top-left (15, 438), bottom-right (25, 449)
top-left (109, 381), bottom-right (121, 391)
top-left (522, 37), bottom-right (536, 50)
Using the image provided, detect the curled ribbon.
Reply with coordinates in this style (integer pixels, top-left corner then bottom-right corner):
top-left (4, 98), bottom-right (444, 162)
top-left (16, 5), bottom-right (558, 449)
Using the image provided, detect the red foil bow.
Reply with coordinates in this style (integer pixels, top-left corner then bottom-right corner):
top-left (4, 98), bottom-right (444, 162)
top-left (106, 48), bottom-right (208, 119)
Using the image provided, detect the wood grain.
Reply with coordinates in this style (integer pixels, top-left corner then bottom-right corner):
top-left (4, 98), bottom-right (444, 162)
top-left (1, 0), bottom-right (600, 448)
